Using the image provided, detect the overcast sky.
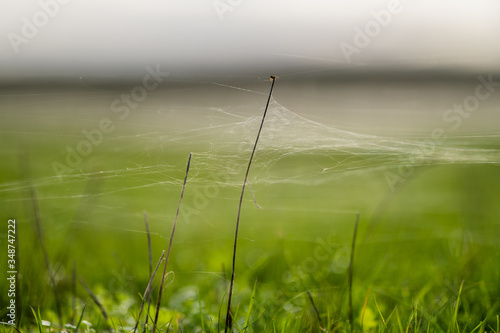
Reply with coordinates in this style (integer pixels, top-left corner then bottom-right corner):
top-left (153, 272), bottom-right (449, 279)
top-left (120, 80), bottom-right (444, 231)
top-left (1, 0), bottom-right (500, 81)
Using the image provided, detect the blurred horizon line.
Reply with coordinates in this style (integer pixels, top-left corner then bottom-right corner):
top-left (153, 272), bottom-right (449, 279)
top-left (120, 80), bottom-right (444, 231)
top-left (2, 66), bottom-right (500, 90)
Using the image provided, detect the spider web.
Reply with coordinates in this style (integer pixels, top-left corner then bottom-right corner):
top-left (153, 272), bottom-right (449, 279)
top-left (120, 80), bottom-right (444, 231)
top-left (0, 78), bottom-right (499, 237)
top-left (1, 81), bottom-right (499, 193)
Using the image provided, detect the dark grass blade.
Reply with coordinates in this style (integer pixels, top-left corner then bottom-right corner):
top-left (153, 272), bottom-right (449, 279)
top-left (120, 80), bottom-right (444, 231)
top-left (143, 211), bottom-right (153, 331)
top-left (0, 322), bottom-right (22, 333)
top-left (20, 150), bottom-right (63, 327)
top-left (79, 276), bottom-right (109, 322)
top-left (71, 261), bottom-right (77, 325)
top-left (133, 250), bottom-right (166, 333)
top-left (152, 153), bottom-right (192, 333)
top-left (29, 186), bottom-right (63, 328)
top-left (225, 76), bottom-right (277, 332)
top-left (348, 213), bottom-right (360, 333)
top-left (307, 290), bottom-right (325, 331)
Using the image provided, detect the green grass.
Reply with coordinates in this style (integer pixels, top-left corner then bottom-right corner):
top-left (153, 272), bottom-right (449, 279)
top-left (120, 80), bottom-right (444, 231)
top-left (1, 114), bottom-right (500, 332)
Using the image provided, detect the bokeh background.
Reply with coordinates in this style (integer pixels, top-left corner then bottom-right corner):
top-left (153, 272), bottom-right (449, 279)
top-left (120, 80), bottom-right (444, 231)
top-left (1, 1), bottom-right (500, 331)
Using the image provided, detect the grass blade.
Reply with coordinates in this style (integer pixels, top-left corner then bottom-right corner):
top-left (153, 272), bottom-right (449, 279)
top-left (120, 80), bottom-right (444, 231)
top-left (360, 287), bottom-right (370, 332)
top-left (133, 250), bottom-right (166, 333)
top-left (374, 294), bottom-right (388, 331)
top-left (307, 290), bottom-right (325, 331)
top-left (79, 276), bottom-right (109, 322)
top-left (348, 212), bottom-right (360, 333)
top-left (0, 322), bottom-right (22, 333)
top-left (152, 153), bottom-right (192, 333)
top-left (74, 304), bottom-right (87, 333)
top-left (30, 306), bottom-right (43, 333)
top-left (470, 320), bottom-right (484, 333)
top-left (198, 291), bottom-right (205, 332)
top-left (452, 280), bottom-right (465, 332)
top-left (225, 75), bottom-right (277, 333)
top-left (29, 185), bottom-right (63, 328)
top-left (243, 280), bottom-right (258, 330)
top-left (143, 211), bottom-right (153, 331)
top-left (395, 307), bottom-right (404, 332)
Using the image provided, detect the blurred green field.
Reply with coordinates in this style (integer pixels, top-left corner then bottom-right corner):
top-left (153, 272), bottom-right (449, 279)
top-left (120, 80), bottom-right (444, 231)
top-left (1, 87), bottom-right (500, 332)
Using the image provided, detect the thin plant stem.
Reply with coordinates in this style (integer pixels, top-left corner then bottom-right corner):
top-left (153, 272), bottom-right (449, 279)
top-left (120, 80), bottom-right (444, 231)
top-left (79, 276), bottom-right (109, 322)
top-left (143, 211), bottom-right (153, 331)
top-left (152, 153), bottom-right (192, 333)
top-left (133, 250), bottom-right (166, 333)
top-left (224, 76), bottom-right (277, 332)
top-left (307, 290), bottom-right (325, 331)
top-left (30, 186), bottom-right (63, 328)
